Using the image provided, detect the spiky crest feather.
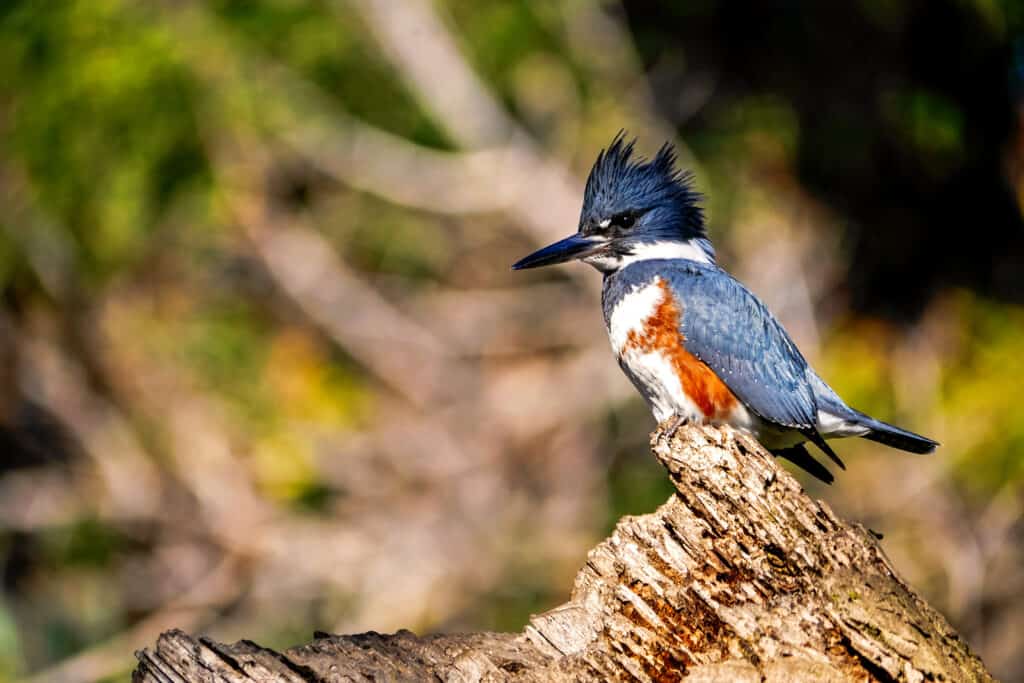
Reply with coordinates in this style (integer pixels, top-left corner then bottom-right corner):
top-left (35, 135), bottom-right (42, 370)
top-left (581, 131), bottom-right (705, 240)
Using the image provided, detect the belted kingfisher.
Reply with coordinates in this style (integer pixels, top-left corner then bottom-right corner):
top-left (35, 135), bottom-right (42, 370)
top-left (512, 134), bottom-right (937, 483)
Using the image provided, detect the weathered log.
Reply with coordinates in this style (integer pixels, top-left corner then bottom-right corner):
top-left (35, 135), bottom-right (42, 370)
top-left (133, 423), bottom-right (992, 682)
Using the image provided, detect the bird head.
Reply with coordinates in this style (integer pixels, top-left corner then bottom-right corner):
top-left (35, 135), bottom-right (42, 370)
top-left (512, 133), bottom-right (711, 273)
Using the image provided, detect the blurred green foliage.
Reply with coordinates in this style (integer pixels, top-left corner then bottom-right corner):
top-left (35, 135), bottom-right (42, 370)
top-left (882, 89), bottom-right (965, 170)
top-left (942, 294), bottom-right (1024, 493)
top-left (214, 0), bottom-right (447, 146)
top-left (2, 1), bottom-right (206, 283)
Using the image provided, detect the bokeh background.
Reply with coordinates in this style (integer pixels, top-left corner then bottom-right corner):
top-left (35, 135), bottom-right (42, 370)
top-left (1, 1), bottom-right (1023, 681)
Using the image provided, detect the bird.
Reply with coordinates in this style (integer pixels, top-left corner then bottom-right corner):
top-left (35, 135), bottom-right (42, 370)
top-left (512, 133), bottom-right (937, 484)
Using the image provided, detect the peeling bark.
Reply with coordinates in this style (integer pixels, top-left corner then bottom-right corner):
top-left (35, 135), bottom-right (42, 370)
top-left (133, 424), bottom-right (992, 682)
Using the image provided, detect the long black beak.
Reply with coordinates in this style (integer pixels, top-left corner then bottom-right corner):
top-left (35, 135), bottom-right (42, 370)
top-left (511, 233), bottom-right (605, 270)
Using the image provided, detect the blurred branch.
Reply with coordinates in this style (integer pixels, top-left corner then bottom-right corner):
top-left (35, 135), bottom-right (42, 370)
top-left (342, 0), bottom-right (591, 248)
top-left (344, 0), bottom-right (517, 148)
top-left (245, 213), bottom-right (464, 408)
top-left (208, 128), bottom-right (472, 410)
top-left (15, 326), bottom-right (163, 522)
top-left (168, 3), bottom-right (584, 249)
top-left (134, 424), bottom-right (993, 682)
top-left (407, 282), bottom-right (596, 354)
top-left (282, 123), bottom-right (525, 215)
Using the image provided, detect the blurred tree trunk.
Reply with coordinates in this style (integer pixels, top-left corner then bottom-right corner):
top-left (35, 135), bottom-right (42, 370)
top-left (132, 424), bottom-right (991, 682)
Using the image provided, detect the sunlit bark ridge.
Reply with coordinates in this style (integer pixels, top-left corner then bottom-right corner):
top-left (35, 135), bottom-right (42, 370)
top-left (133, 423), bottom-right (991, 682)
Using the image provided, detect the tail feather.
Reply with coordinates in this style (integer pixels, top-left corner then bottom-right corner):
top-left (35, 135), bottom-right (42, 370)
top-left (801, 428), bottom-right (846, 470)
top-left (809, 373), bottom-right (938, 455)
top-left (860, 419), bottom-right (938, 454)
top-left (838, 407), bottom-right (938, 454)
top-left (773, 444), bottom-right (834, 485)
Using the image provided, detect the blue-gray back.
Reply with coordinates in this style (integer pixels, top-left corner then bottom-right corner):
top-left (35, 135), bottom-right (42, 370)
top-left (603, 259), bottom-right (818, 429)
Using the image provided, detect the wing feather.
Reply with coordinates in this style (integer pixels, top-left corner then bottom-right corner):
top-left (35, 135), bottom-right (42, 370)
top-left (659, 262), bottom-right (818, 429)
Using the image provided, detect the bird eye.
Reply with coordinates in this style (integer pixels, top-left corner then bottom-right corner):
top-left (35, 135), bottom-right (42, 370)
top-left (611, 212), bottom-right (636, 230)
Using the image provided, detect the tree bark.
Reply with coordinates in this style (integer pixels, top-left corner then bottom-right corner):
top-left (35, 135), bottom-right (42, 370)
top-left (133, 423), bottom-right (992, 682)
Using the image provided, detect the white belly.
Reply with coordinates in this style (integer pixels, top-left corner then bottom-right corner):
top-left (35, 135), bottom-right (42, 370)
top-left (617, 347), bottom-right (704, 423)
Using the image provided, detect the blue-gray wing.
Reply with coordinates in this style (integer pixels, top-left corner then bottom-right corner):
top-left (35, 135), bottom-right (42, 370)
top-left (662, 262), bottom-right (818, 429)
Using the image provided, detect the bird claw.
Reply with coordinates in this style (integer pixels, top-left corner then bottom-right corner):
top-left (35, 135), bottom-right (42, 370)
top-left (665, 414), bottom-right (690, 440)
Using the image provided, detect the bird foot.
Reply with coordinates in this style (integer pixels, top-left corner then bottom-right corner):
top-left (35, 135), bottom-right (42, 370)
top-left (664, 414), bottom-right (690, 440)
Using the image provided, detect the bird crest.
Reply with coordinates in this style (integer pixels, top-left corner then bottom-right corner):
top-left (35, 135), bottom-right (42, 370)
top-left (581, 131), bottom-right (705, 239)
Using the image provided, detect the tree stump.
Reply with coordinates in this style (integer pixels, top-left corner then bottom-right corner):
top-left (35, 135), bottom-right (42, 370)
top-left (133, 423), bottom-right (992, 682)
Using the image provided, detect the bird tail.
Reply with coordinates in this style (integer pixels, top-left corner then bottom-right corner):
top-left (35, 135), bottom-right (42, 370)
top-left (853, 412), bottom-right (938, 454)
top-left (809, 371), bottom-right (938, 455)
top-left (773, 444), bottom-right (835, 485)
